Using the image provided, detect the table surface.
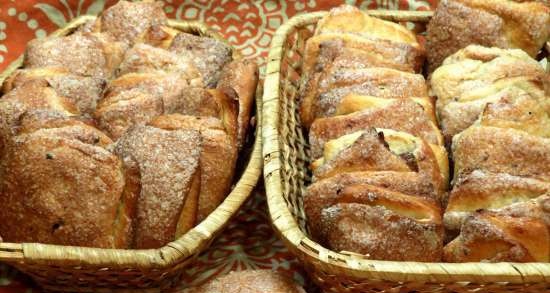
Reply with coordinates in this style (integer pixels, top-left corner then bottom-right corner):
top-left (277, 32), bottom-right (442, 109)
top-left (0, 1), bottom-right (437, 292)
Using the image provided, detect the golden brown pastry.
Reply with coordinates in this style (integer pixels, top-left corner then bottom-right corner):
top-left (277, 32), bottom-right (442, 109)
top-left (304, 5), bottom-right (424, 75)
top-left (186, 270), bottom-right (306, 293)
top-left (149, 114), bottom-right (237, 222)
top-left (24, 32), bottom-right (126, 79)
top-left (452, 126), bottom-right (550, 182)
top-left (0, 111), bottom-right (127, 248)
top-left (117, 43), bottom-right (203, 86)
top-left (95, 72), bottom-right (238, 140)
top-left (311, 129), bottom-right (448, 194)
top-left (317, 184), bottom-right (443, 262)
top-left (170, 32), bottom-right (233, 87)
top-left (85, 0), bottom-right (167, 44)
top-left (301, 67), bottom-right (429, 124)
top-left (445, 170), bottom-right (550, 231)
top-left (309, 98), bottom-right (443, 158)
top-left (305, 171), bottom-right (441, 240)
top-left (426, 0), bottom-right (550, 70)
top-left (0, 79), bottom-right (79, 116)
top-left (114, 124), bottom-right (202, 249)
top-left (430, 45), bottom-right (549, 142)
top-left (2, 67), bottom-right (106, 116)
top-left (217, 59), bottom-right (258, 149)
top-left (299, 5), bottom-right (425, 127)
top-left (138, 25), bottom-right (180, 49)
top-left (444, 196), bottom-right (550, 262)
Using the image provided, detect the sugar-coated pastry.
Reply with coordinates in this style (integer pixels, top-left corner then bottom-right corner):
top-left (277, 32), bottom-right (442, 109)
top-left (186, 270), bottom-right (306, 293)
top-left (426, 0), bottom-right (550, 71)
top-left (114, 125), bottom-right (202, 249)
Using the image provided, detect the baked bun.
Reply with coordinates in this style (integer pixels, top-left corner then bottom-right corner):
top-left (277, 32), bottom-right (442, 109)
top-left (0, 111), bottom-right (127, 248)
top-left (186, 270), bottom-right (305, 293)
top-left (426, 0), bottom-right (550, 70)
top-left (24, 32), bottom-right (126, 79)
top-left (3, 67), bottom-right (106, 116)
top-left (217, 59), bottom-right (258, 149)
top-left (149, 114), bottom-right (237, 222)
top-left (114, 124), bottom-right (202, 249)
top-left (453, 126), bottom-right (550, 182)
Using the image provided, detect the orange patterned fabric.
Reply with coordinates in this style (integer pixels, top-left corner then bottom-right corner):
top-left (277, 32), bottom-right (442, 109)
top-left (0, 1), bottom-right (437, 292)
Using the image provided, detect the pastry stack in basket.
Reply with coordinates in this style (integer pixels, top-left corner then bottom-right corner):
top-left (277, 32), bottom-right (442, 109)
top-left (302, 2), bottom-right (550, 263)
top-left (432, 46), bottom-right (550, 262)
top-left (300, 5), bottom-right (449, 261)
top-left (0, 0), bottom-right (258, 249)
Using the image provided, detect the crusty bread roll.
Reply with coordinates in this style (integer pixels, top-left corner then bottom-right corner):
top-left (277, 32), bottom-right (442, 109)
top-left (186, 270), bottom-right (306, 293)
top-left (169, 32), bottom-right (233, 87)
top-left (84, 0), bottom-right (167, 45)
top-left (309, 98), bottom-right (443, 159)
top-left (24, 32), bottom-right (126, 79)
top-left (217, 59), bottom-right (258, 149)
top-left (426, 0), bottom-right (550, 71)
top-left (2, 67), bottom-right (106, 116)
top-left (0, 79), bottom-right (79, 116)
top-left (0, 111), bottom-right (128, 248)
top-left (114, 124), bottom-right (202, 249)
top-left (149, 114), bottom-right (237, 222)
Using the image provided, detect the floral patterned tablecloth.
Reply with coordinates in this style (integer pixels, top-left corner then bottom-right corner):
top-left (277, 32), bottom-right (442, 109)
top-left (0, 1), bottom-right (436, 292)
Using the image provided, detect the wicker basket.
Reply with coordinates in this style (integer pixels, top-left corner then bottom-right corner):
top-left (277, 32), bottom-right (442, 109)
top-left (262, 10), bottom-right (550, 293)
top-left (0, 15), bottom-right (263, 292)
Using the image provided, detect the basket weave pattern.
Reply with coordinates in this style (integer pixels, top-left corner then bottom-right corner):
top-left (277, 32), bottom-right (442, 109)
top-left (262, 10), bottom-right (550, 293)
top-left (0, 16), bottom-right (263, 293)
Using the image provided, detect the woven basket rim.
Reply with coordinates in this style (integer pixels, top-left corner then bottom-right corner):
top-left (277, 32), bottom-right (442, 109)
top-left (0, 15), bottom-right (263, 270)
top-left (262, 9), bottom-right (550, 284)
